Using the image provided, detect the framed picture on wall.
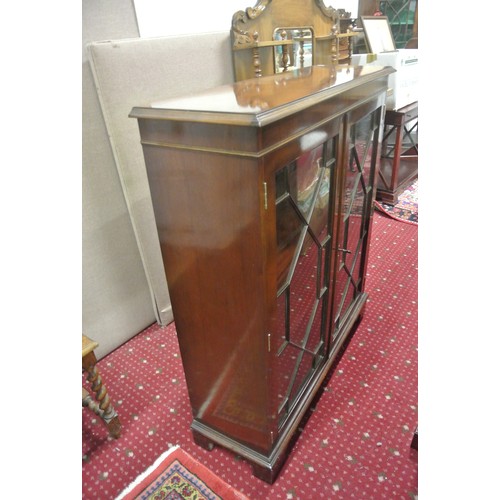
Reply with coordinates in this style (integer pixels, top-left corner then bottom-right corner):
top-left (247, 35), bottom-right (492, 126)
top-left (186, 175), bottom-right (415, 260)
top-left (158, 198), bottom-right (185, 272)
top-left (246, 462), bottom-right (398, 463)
top-left (361, 16), bottom-right (396, 53)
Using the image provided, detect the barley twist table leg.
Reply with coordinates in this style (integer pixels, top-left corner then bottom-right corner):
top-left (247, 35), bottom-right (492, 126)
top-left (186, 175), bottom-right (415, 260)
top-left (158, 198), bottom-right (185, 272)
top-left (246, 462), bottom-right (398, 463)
top-left (86, 364), bottom-right (116, 420)
top-left (83, 350), bottom-right (122, 438)
top-left (82, 388), bottom-right (105, 417)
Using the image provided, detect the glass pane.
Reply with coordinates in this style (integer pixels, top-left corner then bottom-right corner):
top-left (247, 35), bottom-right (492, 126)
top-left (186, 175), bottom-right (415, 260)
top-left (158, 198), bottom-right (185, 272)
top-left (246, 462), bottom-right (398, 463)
top-left (276, 166), bottom-right (288, 199)
top-left (380, 0), bottom-right (417, 49)
top-left (338, 278), bottom-right (356, 325)
top-left (272, 290), bottom-right (289, 418)
top-left (276, 195), bottom-right (305, 292)
top-left (289, 233), bottom-right (321, 351)
top-left (331, 110), bottom-right (378, 344)
top-left (272, 142), bottom-right (333, 427)
top-left (290, 145), bottom-right (324, 219)
top-left (276, 234), bottom-right (324, 425)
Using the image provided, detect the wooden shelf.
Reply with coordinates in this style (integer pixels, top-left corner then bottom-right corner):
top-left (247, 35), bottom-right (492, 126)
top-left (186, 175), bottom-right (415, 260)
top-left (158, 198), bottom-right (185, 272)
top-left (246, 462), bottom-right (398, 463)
top-left (336, 32), bottom-right (358, 39)
top-left (233, 39), bottom-right (294, 51)
top-left (315, 34), bottom-right (335, 41)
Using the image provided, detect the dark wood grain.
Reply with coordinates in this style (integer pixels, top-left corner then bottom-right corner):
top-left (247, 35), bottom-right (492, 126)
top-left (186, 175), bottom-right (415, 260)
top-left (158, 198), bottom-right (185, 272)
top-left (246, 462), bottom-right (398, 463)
top-left (131, 65), bottom-right (391, 482)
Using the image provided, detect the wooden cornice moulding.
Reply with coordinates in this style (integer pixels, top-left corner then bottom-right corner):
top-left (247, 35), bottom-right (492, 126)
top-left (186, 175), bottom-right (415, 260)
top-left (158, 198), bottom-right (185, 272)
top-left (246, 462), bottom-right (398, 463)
top-left (130, 66), bottom-right (394, 128)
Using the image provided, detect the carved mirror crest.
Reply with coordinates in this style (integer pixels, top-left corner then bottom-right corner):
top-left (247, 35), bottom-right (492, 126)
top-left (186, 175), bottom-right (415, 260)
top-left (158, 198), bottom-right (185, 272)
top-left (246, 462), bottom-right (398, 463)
top-left (231, 0), bottom-right (341, 81)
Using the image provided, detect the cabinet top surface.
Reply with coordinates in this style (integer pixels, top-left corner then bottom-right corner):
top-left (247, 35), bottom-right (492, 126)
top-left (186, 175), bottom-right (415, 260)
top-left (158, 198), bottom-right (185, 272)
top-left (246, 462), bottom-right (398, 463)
top-left (130, 65), bottom-right (394, 127)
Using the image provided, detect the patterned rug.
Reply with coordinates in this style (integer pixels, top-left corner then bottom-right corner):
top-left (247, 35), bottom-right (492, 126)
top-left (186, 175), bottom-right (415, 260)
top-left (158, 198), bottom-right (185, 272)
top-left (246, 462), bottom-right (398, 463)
top-left (375, 179), bottom-right (418, 225)
top-left (116, 446), bottom-right (249, 500)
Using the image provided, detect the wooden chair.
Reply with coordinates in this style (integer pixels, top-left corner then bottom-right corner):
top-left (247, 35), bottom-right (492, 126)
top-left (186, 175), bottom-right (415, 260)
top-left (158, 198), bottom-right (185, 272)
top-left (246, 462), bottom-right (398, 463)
top-left (82, 335), bottom-right (121, 438)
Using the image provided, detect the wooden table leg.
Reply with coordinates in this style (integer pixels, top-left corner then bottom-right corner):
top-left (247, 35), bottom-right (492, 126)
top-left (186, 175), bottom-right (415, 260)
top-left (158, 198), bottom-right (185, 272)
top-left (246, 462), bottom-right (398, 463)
top-left (377, 102), bottom-right (418, 204)
top-left (82, 350), bottom-right (122, 438)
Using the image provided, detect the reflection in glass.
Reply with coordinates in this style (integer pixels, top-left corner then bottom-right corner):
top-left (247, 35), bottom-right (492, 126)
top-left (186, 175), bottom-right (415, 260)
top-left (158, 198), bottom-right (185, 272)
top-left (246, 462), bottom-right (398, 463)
top-left (330, 111), bottom-right (378, 352)
top-left (273, 142), bottom-right (334, 428)
top-left (273, 28), bottom-right (314, 73)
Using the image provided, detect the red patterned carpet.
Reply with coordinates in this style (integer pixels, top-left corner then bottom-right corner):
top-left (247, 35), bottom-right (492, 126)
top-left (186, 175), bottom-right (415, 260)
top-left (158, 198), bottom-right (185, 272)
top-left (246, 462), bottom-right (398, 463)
top-left (82, 211), bottom-right (418, 499)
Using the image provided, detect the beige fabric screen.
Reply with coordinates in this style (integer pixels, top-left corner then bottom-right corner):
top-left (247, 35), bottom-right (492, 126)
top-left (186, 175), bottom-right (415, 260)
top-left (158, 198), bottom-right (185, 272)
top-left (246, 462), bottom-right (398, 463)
top-left (83, 0), bottom-right (154, 359)
top-left (87, 32), bottom-right (234, 327)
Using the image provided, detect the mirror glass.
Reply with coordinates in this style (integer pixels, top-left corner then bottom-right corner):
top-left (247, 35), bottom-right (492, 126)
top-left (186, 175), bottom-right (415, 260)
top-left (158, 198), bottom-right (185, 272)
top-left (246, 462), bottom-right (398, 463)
top-left (273, 27), bottom-right (314, 73)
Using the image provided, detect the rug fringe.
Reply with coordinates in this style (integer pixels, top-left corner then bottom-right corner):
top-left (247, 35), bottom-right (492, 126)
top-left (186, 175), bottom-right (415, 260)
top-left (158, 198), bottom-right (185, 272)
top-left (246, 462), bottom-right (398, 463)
top-left (115, 445), bottom-right (180, 500)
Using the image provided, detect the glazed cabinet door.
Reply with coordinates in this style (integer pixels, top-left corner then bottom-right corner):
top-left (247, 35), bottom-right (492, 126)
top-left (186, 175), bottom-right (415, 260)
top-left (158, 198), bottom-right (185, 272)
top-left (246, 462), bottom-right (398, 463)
top-left (329, 101), bottom-right (384, 353)
top-left (269, 132), bottom-right (340, 431)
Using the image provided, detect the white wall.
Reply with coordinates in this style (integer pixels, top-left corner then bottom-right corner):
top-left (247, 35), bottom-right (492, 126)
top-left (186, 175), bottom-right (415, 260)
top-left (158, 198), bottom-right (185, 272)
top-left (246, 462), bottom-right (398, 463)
top-left (134, 0), bottom-right (241, 37)
top-left (133, 0), bottom-right (359, 38)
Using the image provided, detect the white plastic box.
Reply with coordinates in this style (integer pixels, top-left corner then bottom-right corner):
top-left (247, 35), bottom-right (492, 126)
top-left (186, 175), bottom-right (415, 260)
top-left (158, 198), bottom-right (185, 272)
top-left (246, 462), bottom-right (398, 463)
top-left (351, 49), bottom-right (418, 110)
